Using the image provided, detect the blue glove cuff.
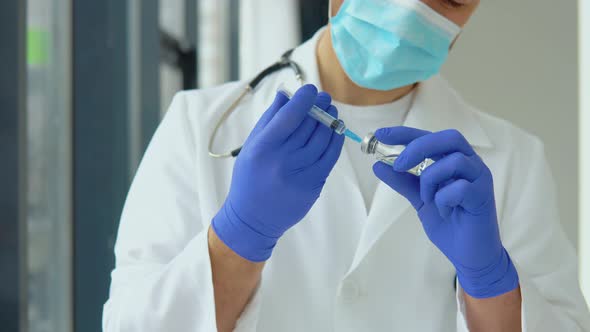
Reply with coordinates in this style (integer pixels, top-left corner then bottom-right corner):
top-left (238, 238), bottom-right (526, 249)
top-left (211, 201), bottom-right (280, 262)
top-left (457, 248), bottom-right (520, 299)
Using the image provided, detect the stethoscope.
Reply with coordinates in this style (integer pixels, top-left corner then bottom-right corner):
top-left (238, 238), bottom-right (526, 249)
top-left (208, 49), bottom-right (304, 159)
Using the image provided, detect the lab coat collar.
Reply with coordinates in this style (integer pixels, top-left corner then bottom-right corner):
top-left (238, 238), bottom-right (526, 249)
top-left (290, 28), bottom-right (494, 149)
top-left (405, 76), bottom-right (494, 149)
top-left (290, 27), bottom-right (494, 275)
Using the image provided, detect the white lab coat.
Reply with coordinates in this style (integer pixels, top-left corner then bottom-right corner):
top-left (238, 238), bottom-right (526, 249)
top-left (103, 29), bottom-right (590, 331)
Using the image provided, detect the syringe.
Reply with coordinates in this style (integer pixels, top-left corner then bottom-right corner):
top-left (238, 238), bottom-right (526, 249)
top-left (277, 86), bottom-right (362, 143)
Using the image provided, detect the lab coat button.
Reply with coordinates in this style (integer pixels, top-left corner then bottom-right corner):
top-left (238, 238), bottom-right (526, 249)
top-left (339, 279), bottom-right (360, 302)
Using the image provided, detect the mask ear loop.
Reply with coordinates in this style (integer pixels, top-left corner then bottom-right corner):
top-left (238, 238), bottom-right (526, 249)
top-left (328, 0), bottom-right (340, 21)
top-left (449, 31), bottom-right (462, 51)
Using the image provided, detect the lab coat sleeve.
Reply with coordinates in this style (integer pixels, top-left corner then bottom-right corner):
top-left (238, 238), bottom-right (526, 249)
top-left (102, 92), bottom-right (261, 332)
top-left (455, 138), bottom-right (590, 331)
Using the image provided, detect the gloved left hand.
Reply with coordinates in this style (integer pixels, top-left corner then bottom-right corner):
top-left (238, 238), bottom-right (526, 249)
top-left (212, 85), bottom-right (344, 262)
top-left (372, 126), bottom-right (519, 298)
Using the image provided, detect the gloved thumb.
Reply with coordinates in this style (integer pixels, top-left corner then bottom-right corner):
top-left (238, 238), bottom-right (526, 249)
top-left (373, 162), bottom-right (423, 210)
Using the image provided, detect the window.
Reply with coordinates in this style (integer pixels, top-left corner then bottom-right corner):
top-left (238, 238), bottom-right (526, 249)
top-left (26, 0), bottom-right (72, 331)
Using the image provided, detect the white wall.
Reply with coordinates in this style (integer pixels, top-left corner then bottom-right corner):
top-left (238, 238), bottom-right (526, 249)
top-left (442, 0), bottom-right (579, 248)
top-left (159, 1), bottom-right (185, 114)
top-left (239, 0), bottom-right (300, 80)
top-left (199, 0), bottom-right (231, 88)
top-left (579, 0), bottom-right (590, 305)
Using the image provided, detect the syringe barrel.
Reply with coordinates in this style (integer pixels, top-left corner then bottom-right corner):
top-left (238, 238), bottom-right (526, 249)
top-left (308, 106), bottom-right (346, 134)
top-left (277, 87), bottom-right (346, 135)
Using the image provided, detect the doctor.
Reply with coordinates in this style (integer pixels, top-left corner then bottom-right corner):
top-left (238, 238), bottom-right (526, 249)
top-left (103, 0), bottom-right (590, 331)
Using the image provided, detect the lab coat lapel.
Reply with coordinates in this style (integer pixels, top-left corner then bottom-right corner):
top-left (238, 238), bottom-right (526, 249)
top-left (290, 30), bottom-right (378, 216)
top-left (345, 76), bottom-right (494, 275)
top-left (298, 44), bottom-right (366, 211)
top-left (292, 29), bottom-right (495, 275)
top-left (289, 28), bottom-right (368, 212)
top-left (346, 182), bottom-right (413, 274)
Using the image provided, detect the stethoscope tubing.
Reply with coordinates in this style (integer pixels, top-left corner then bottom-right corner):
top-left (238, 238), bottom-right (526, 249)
top-left (208, 49), bottom-right (303, 159)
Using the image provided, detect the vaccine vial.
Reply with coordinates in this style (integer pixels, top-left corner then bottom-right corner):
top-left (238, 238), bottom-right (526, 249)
top-left (360, 132), bottom-right (434, 176)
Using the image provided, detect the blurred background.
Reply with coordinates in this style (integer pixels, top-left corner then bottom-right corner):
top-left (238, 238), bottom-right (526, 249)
top-left (1, 0), bottom-right (589, 331)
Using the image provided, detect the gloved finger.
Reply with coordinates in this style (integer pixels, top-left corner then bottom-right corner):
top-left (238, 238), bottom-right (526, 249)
top-left (374, 126), bottom-right (431, 145)
top-left (373, 162), bottom-right (423, 210)
top-left (419, 152), bottom-right (482, 204)
top-left (298, 105), bottom-right (339, 163)
top-left (305, 129), bottom-right (345, 181)
top-left (303, 105), bottom-right (338, 154)
top-left (260, 84), bottom-right (318, 144)
top-left (247, 92), bottom-right (289, 140)
top-left (284, 92), bottom-right (332, 149)
top-left (394, 129), bottom-right (476, 172)
top-left (434, 179), bottom-right (472, 219)
top-left (315, 92), bottom-right (332, 111)
top-left (416, 203), bottom-right (445, 234)
top-left (461, 170), bottom-right (495, 213)
top-left (285, 118), bottom-right (318, 150)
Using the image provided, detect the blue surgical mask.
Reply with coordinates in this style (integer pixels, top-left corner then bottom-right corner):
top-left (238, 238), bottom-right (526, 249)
top-left (330, 0), bottom-right (462, 91)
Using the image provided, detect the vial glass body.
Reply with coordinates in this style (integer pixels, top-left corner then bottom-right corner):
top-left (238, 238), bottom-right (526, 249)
top-left (361, 133), bottom-right (434, 176)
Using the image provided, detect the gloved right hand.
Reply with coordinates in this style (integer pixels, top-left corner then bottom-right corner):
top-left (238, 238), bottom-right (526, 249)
top-left (211, 84), bottom-right (345, 262)
top-left (372, 127), bottom-right (519, 298)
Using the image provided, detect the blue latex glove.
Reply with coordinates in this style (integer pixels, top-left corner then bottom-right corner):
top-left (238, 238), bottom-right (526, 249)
top-left (373, 126), bottom-right (519, 298)
top-left (212, 85), bottom-right (345, 262)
